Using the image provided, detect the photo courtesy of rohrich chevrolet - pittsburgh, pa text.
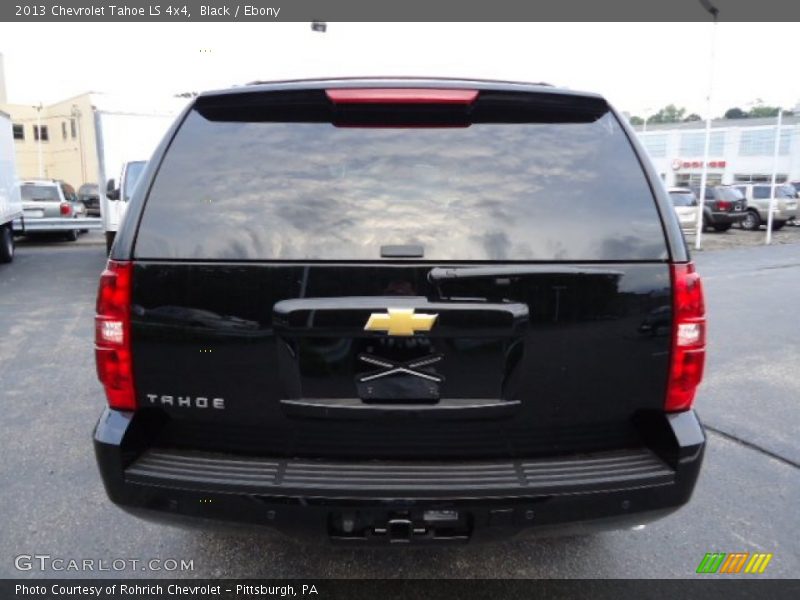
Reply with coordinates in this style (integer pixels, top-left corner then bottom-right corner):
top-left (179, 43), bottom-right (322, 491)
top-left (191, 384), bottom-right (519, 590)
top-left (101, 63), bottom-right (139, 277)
top-left (0, 1), bottom-right (798, 599)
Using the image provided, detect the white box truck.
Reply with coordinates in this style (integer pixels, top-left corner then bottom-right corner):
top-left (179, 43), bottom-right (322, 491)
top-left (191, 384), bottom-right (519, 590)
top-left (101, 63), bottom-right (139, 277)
top-left (93, 95), bottom-right (187, 253)
top-left (0, 110), bottom-right (22, 263)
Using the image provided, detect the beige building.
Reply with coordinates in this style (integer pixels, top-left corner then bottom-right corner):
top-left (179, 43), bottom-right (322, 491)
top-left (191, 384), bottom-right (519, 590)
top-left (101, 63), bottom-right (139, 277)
top-left (0, 93), bottom-right (99, 188)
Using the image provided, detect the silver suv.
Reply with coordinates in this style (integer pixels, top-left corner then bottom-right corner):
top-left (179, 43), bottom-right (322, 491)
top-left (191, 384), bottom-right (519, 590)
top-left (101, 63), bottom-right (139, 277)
top-left (734, 183), bottom-right (798, 231)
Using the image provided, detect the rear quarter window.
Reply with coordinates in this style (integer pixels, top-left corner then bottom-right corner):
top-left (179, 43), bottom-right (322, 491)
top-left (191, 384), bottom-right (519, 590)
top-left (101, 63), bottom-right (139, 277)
top-left (134, 96), bottom-right (668, 262)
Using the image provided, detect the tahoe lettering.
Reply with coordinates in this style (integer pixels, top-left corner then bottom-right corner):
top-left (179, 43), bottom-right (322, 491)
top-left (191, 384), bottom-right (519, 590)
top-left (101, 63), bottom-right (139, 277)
top-left (146, 394), bottom-right (225, 409)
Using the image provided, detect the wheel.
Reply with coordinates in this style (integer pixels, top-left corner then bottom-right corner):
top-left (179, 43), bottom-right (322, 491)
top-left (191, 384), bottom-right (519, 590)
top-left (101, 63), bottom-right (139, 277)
top-left (741, 210), bottom-right (761, 231)
top-left (64, 229), bottom-right (78, 242)
top-left (712, 223), bottom-right (731, 232)
top-left (772, 221), bottom-right (786, 231)
top-left (105, 231), bottom-right (116, 255)
top-left (0, 224), bottom-right (14, 263)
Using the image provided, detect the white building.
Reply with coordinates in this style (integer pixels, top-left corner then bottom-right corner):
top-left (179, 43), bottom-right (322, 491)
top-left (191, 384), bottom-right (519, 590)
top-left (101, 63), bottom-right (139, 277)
top-left (634, 115), bottom-right (800, 187)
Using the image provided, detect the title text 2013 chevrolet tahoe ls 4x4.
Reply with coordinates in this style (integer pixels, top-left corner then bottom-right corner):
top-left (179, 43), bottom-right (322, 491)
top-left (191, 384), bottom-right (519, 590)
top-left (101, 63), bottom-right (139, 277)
top-left (93, 79), bottom-right (706, 544)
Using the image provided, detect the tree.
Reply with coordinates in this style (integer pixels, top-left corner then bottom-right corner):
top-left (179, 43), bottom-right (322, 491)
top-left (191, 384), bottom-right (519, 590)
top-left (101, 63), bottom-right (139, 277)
top-left (649, 104), bottom-right (687, 124)
top-left (724, 107), bottom-right (747, 119)
top-left (629, 116), bottom-right (644, 125)
top-left (747, 105), bottom-right (781, 118)
top-left (684, 114), bottom-right (702, 122)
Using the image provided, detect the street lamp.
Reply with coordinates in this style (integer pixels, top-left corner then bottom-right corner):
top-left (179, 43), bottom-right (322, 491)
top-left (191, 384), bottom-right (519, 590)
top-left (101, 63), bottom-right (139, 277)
top-left (694, 0), bottom-right (719, 251)
top-left (71, 105), bottom-right (86, 185)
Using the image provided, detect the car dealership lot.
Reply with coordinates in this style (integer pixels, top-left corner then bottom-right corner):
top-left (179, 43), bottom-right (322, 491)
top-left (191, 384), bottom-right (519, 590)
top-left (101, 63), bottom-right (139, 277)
top-left (0, 233), bottom-right (797, 578)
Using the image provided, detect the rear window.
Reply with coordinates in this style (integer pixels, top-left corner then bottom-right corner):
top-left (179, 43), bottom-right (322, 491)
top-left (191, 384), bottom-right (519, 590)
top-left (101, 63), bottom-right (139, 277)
top-left (717, 187), bottom-right (744, 202)
top-left (21, 184), bottom-right (59, 202)
top-left (78, 183), bottom-right (98, 198)
top-left (669, 191), bottom-right (696, 207)
top-left (135, 93), bottom-right (667, 261)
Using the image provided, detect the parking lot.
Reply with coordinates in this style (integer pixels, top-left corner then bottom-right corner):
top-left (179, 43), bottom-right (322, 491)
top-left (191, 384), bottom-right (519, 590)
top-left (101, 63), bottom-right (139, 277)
top-left (0, 230), bottom-right (798, 579)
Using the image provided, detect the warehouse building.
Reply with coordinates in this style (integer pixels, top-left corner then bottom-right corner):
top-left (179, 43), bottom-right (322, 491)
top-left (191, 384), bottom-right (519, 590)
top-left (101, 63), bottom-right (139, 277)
top-left (634, 115), bottom-right (800, 187)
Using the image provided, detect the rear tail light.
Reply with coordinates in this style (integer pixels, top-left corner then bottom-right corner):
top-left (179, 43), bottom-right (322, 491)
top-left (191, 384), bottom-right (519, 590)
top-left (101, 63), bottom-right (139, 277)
top-left (95, 260), bottom-right (136, 410)
top-left (666, 263), bottom-right (706, 412)
top-left (716, 200), bottom-right (731, 211)
top-left (60, 202), bottom-right (72, 216)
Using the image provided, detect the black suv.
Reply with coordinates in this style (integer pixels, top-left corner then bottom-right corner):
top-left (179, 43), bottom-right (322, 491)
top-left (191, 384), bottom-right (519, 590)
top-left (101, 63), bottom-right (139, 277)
top-left (691, 184), bottom-right (747, 232)
top-left (93, 78), bottom-right (706, 544)
top-left (78, 183), bottom-right (101, 217)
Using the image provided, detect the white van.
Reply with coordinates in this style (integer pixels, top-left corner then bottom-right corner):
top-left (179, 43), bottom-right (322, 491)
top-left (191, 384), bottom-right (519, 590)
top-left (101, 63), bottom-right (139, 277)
top-left (93, 95), bottom-right (187, 254)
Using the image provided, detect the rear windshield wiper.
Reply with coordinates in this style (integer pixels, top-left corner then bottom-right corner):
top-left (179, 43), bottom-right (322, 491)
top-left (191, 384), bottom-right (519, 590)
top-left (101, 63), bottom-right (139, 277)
top-left (428, 265), bottom-right (624, 282)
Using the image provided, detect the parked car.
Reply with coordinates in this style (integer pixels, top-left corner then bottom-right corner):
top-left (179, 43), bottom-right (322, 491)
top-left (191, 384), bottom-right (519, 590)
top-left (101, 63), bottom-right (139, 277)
top-left (19, 180), bottom-right (81, 241)
top-left (734, 183), bottom-right (798, 231)
top-left (667, 187), bottom-right (699, 231)
top-left (78, 183), bottom-right (101, 216)
top-left (790, 182), bottom-right (800, 225)
top-left (93, 78), bottom-right (706, 543)
top-left (57, 180), bottom-right (87, 221)
top-left (690, 185), bottom-right (747, 232)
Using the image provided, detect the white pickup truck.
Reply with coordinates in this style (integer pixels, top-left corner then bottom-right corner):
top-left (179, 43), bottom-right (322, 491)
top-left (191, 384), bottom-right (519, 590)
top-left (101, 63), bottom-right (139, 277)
top-left (0, 111), bottom-right (22, 263)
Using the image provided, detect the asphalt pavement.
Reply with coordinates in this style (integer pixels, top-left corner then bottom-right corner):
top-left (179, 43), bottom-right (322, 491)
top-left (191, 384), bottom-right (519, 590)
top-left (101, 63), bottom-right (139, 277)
top-left (0, 232), bottom-right (797, 578)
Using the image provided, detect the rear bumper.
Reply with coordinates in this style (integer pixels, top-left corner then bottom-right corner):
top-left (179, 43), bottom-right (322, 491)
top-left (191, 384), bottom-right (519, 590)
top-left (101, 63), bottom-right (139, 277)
top-left (13, 216), bottom-right (103, 232)
top-left (770, 208), bottom-right (797, 222)
top-left (706, 210), bottom-right (746, 225)
top-left (94, 408), bottom-right (705, 543)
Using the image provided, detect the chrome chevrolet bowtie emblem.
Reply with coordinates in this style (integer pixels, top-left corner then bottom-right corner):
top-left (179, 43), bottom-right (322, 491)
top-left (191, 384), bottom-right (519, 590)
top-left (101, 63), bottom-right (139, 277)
top-left (358, 353), bottom-right (444, 383)
top-left (364, 308), bottom-right (438, 336)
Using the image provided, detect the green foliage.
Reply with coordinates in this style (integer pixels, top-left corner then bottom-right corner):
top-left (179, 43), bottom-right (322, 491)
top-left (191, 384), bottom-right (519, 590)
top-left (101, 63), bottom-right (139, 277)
top-left (747, 105), bottom-right (781, 118)
top-left (648, 104), bottom-right (686, 124)
top-left (722, 103), bottom-right (792, 119)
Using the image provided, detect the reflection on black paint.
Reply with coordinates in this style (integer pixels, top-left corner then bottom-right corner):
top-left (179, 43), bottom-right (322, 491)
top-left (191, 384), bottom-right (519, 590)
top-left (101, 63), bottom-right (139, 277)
top-left (135, 111), bottom-right (667, 261)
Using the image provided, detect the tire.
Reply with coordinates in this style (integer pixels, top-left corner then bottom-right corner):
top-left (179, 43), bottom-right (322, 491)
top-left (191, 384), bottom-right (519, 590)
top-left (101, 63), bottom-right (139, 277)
top-left (64, 229), bottom-right (78, 242)
top-left (772, 221), bottom-right (786, 231)
top-left (0, 224), bottom-right (14, 263)
top-left (105, 231), bottom-right (116, 255)
top-left (741, 210), bottom-right (761, 231)
top-left (712, 223), bottom-right (731, 232)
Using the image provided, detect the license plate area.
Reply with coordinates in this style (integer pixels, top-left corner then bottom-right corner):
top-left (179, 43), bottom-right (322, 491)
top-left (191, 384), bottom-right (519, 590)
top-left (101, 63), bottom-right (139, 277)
top-left (274, 297), bottom-right (528, 406)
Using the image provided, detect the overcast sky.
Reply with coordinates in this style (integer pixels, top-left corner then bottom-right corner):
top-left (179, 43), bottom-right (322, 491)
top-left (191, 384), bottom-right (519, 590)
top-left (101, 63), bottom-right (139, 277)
top-left (0, 22), bottom-right (797, 117)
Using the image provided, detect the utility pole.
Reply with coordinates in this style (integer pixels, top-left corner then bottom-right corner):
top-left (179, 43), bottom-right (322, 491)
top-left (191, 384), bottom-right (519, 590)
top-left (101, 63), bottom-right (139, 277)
top-left (642, 108), bottom-right (653, 133)
top-left (765, 109), bottom-right (783, 245)
top-left (35, 103), bottom-right (44, 178)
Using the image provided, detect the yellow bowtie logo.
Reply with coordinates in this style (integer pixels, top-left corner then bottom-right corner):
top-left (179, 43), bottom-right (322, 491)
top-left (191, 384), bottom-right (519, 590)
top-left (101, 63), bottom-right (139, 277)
top-left (364, 308), bottom-right (438, 336)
